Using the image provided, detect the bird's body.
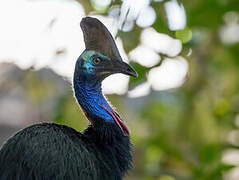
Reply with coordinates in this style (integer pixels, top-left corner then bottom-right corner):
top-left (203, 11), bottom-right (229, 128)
top-left (0, 17), bottom-right (137, 180)
top-left (0, 122), bottom-right (131, 180)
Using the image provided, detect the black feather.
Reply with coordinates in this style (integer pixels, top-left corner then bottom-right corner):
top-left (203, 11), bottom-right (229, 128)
top-left (0, 121), bottom-right (132, 180)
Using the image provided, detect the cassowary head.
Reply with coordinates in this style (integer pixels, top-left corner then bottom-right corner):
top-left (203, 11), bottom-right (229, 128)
top-left (75, 17), bottom-right (137, 80)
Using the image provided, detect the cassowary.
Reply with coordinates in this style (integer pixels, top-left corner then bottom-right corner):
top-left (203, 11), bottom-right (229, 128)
top-left (0, 17), bottom-right (137, 180)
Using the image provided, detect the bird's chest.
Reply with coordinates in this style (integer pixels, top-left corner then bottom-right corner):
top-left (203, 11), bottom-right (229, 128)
top-left (92, 143), bottom-right (123, 180)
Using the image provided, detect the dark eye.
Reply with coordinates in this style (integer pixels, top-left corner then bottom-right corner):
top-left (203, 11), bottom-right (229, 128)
top-left (93, 57), bottom-right (101, 65)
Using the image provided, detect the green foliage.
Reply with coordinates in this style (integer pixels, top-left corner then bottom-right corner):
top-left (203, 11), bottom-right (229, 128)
top-left (129, 62), bottom-right (149, 86)
top-left (175, 27), bottom-right (192, 44)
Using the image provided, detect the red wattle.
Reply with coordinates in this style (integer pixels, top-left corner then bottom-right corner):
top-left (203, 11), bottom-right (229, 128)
top-left (101, 105), bottom-right (130, 136)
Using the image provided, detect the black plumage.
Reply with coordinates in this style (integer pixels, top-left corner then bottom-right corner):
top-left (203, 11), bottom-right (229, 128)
top-left (0, 122), bottom-right (131, 180)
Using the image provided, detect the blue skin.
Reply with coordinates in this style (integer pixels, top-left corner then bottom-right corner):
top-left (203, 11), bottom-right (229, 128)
top-left (73, 50), bottom-right (115, 123)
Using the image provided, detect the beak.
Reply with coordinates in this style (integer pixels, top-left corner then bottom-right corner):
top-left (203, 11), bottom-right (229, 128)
top-left (110, 60), bottom-right (138, 77)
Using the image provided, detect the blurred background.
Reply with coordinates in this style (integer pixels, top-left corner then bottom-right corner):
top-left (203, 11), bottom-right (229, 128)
top-left (0, 0), bottom-right (239, 179)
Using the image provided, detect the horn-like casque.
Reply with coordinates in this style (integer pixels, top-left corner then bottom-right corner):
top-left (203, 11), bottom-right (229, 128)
top-left (80, 17), bottom-right (123, 62)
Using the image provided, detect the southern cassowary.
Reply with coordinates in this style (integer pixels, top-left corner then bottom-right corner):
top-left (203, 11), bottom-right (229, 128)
top-left (0, 17), bottom-right (137, 180)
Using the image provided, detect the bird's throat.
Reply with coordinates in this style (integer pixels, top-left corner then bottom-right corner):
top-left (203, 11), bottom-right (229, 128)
top-left (73, 74), bottom-right (129, 136)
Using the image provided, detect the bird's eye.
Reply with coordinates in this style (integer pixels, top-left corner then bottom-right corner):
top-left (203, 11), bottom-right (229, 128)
top-left (93, 57), bottom-right (101, 65)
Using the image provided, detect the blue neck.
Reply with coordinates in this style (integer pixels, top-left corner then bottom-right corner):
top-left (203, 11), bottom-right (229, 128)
top-left (73, 72), bottom-right (114, 123)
